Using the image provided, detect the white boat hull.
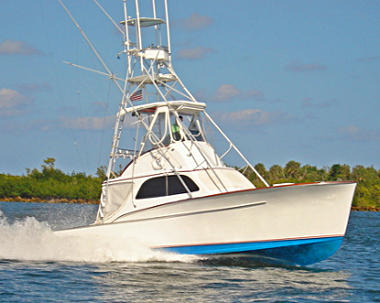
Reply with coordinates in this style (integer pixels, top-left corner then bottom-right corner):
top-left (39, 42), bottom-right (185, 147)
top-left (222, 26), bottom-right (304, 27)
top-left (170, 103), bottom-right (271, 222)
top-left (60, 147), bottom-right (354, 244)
top-left (55, 182), bottom-right (356, 265)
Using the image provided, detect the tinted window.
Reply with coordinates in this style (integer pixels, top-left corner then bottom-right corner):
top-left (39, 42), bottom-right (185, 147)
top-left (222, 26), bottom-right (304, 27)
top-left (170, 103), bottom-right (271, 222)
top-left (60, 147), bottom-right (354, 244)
top-left (136, 175), bottom-right (199, 199)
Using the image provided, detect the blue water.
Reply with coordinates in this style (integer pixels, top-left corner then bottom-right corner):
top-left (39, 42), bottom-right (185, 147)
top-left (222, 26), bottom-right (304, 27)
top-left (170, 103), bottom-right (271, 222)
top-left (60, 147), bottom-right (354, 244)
top-left (0, 202), bottom-right (379, 302)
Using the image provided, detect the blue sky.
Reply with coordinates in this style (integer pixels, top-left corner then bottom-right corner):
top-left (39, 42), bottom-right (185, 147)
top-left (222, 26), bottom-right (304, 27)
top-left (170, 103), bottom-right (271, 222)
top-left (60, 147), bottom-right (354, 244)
top-left (0, 0), bottom-right (379, 175)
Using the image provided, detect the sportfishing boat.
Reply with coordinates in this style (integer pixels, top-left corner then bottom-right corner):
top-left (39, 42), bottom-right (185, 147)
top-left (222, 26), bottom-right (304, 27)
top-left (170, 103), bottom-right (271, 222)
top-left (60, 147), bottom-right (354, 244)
top-left (56, 0), bottom-right (356, 265)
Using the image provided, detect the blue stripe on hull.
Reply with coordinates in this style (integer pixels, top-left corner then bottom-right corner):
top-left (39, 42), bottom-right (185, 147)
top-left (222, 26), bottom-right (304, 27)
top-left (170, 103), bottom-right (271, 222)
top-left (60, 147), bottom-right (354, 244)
top-left (160, 237), bottom-right (343, 265)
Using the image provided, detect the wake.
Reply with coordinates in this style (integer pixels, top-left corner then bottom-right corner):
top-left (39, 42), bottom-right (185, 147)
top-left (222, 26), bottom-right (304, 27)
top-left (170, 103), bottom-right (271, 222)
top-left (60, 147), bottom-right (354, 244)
top-left (0, 209), bottom-right (197, 263)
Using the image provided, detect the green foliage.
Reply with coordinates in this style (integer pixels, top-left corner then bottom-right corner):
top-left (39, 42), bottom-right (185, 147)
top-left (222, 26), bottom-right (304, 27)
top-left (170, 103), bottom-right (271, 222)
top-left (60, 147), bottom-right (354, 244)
top-left (0, 158), bottom-right (103, 202)
top-left (329, 164), bottom-right (350, 181)
top-left (269, 164), bottom-right (284, 181)
top-left (284, 160), bottom-right (302, 180)
top-left (43, 157), bottom-right (56, 169)
top-left (244, 161), bottom-right (379, 210)
top-left (96, 166), bottom-right (107, 182)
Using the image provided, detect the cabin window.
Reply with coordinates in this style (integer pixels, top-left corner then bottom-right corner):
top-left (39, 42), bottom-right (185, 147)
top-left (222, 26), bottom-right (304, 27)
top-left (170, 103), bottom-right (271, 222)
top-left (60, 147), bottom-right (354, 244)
top-left (189, 114), bottom-right (205, 141)
top-left (136, 175), bottom-right (199, 199)
top-left (148, 111), bottom-right (170, 147)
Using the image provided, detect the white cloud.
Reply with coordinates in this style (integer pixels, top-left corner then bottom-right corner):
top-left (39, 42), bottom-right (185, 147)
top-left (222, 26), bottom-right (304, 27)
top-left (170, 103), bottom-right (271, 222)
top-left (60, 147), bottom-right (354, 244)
top-left (339, 125), bottom-right (380, 141)
top-left (0, 88), bottom-right (31, 116)
top-left (59, 114), bottom-right (137, 131)
top-left (177, 47), bottom-right (214, 60)
top-left (0, 40), bottom-right (42, 55)
top-left (214, 84), bottom-right (241, 101)
top-left (60, 116), bottom-right (115, 130)
top-left (285, 62), bottom-right (327, 72)
top-left (0, 89), bottom-right (25, 109)
top-left (180, 13), bottom-right (213, 30)
top-left (218, 109), bottom-right (290, 126)
top-left (339, 125), bottom-right (360, 136)
top-left (212, 84), bottom-right (264, 102)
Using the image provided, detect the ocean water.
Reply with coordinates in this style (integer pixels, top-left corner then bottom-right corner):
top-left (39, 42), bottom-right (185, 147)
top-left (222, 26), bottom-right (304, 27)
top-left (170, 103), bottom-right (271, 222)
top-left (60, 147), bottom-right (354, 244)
top-left (0, 202), bottom-right (378, 302)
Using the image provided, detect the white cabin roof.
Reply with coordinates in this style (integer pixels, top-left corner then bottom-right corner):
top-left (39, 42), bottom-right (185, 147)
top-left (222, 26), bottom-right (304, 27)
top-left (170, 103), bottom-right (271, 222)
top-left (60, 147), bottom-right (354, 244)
top-left (121, 17), bottom-right (165, 27)
top-left (121, 101), bottom-right (206, 116)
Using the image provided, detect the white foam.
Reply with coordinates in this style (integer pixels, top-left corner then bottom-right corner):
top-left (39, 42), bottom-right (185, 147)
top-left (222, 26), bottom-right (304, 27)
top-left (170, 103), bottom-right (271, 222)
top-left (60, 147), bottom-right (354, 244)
top-left (0, 210), bottom-right (198, 263)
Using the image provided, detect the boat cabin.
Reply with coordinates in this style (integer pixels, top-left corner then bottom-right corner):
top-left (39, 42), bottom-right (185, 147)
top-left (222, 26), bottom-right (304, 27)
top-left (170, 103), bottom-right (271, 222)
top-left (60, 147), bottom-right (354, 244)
top-left (97, 101), bottom-right (255, 223)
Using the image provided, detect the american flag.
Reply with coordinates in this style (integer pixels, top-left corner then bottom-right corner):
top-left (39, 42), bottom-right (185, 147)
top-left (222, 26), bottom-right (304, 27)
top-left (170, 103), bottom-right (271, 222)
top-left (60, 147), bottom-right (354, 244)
top-left (130, 89), bottom-right (143, 102)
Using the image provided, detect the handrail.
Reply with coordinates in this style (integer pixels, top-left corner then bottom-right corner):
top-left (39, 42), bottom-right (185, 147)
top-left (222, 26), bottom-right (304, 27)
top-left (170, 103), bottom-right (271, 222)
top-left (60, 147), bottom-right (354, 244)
top-left (220, 143), bottom-right (233, 160)
top-left (203, 112), bottom-right (270, 187)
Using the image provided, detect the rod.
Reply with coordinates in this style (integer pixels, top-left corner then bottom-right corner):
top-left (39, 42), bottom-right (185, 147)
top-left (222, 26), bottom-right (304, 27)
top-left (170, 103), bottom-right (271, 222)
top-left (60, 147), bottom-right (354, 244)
top-left (93, 0), bottom-right (124, 35)
top-left (163, 0), bottom-right (172, 64)
top-left (58, 0), bottom-right (114, 79)
top-left (123, 0), bottom-right (132, 75)
top-left (152, 0), bottom-right (159, 45)
top-left (134, 0), bottom-right (144, 72)
top-left (64, 61), bottom-right (125, 82)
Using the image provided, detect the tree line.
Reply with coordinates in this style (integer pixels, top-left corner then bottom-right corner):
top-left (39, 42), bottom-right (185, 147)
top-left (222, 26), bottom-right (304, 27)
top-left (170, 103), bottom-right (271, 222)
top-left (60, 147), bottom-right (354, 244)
top-left (0, 158), bottom-right (103, 202)
top-left (244, 160), bottom-right (379, 210)
top-left (0, 158), bottom-right (379, 210)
